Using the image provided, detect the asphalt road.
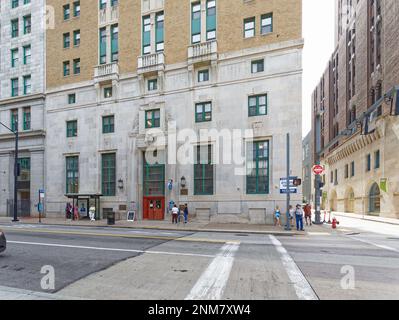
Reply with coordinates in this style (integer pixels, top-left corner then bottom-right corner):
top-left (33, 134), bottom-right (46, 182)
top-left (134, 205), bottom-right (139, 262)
top-left (0, 222), bottom-right (398, 300)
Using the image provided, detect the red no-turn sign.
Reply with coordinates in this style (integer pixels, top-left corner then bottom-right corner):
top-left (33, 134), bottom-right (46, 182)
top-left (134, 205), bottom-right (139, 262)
top-left (313, 165), bottom-right (325, 175)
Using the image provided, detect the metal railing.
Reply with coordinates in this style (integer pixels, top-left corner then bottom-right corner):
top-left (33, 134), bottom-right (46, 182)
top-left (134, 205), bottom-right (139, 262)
top-left (6, 199), bottom-right (31, 217)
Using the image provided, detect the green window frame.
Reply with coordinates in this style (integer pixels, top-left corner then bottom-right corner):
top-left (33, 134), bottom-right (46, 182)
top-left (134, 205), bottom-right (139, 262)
top-left (68, 93), bottom-right (76, 104)
top-left (244, 17), bottom-right (255, 38)
top-left (206, 0), bottom-right (216, 40)
top-left (12, 0), bottom-right (19, 8)
top-left (66, 120), bottom-right (77, 137)
top-left (11, 48), bottom-right (19, 68)
top-left (102, 153), bottom-right (116, 196)
top-left (73, 58), bottom-right (80, 74)
top-left (248, 94), bottom-right (267, 117)
top-left (104, 87), bottom-right (112, 98)
top-left (261, 13), bottom-right (273, 34)
top-left (366, 154), bottom-right (371, 172)
top-left (195, 102), bottom-right (212, 122)
top-left (246, 141), bottom-right (269, 194)
top-left (194, 145), bottom-right (214, 195)
top-left (18, 158), bottom-right (31, 182)
top-left (23, 15), bottom-right (31, 34)
top-left (23, 107), bottom-right (31, 130)
top-left (66, 156), bottom-right (79, 194)
top-left (191, 2), bottom-right (201, 43)
top-left (99, 27), bottom-right (107, 64)
top-left (24, 0), bottom-right (30, 4)
top-left (11, 109), bottom-right (18, 132)
top-left (99, 0), bottom-right (106, 10)
top-left (63, 32), bottom-right (70, 48)
top-left (111, 0), bottom-right (118, 7)
top-left (155, 12), bottom-right (164, 52)
top-left (198, 69), bottom-right (209, 82)
top-left (23, 45), bottom-right (31, 64)
top-left (11, 78), bottom-right (19, 97)
top-left (251, 59), bottom-right (264, 73)
top-left (148, 79), bottom-right (158, 91)
top-left (143, 162), bottom-right (165, 196)
top-left (23, 75), bottom-right (31, 95)
top-left (351, 161), bottom-right (355, 177)
top-left (11, 19), bottom-right (19, 38)
top-left (73, 1), bottom-right (80, 17)
top-left (374, 150), bottom-right (380, 169)
top-left (63, 4), bottom-right (70, 20)
top-left (73, 30), bottom-right (80, 46)
top-left (145, 109), bottom-right (160, 128)
top-left (142, 15), bottom-right (151, 54)
top-left (102, 115), bottom-right (115, 134)
top-left (111, 24), bottom-right (119, 62)
top-left (63, 61), bottom-right (70, 76)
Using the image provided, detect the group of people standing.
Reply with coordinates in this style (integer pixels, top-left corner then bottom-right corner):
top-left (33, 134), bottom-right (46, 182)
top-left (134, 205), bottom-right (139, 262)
top-left (274, 203), bottom-right (312, 231)
top-left (65, 203), bottom-right (96, 221)
top-left (171, 204), bottom-right (189, 224)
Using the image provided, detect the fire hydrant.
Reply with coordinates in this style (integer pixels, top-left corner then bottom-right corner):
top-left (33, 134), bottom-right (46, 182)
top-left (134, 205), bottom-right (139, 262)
top-left (332, 217), bottom-right (339, 229)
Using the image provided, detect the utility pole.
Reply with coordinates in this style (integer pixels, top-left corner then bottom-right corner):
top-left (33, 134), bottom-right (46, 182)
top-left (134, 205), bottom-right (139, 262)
top-left (285, 133), bottom-right (291, 231)
top-left (0, 120), bottom-right (19, 222)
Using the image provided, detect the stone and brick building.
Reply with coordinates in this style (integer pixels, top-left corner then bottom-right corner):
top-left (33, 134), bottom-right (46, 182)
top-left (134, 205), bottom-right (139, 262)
top-left (312, 0), bottom-right (399, 218)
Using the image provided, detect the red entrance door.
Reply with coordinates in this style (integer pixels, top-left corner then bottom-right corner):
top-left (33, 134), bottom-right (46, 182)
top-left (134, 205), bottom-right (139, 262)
top-left (143, 197), bottom-right (165, 220)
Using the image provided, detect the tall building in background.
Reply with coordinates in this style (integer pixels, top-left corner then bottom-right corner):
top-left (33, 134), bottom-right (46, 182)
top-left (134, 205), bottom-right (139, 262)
top-left (44, 0), bottom-right (303, 223)
top-left (302, 132), bottom-right (312, 204)
top-left (312, 0), bottom-right (399, 218)
top-left (0, 0), bottom-right (46, 217)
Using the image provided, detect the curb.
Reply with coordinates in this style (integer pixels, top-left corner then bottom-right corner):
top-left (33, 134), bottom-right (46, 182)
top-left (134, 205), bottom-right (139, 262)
top-left (332, 213), bottom-right (399, 226)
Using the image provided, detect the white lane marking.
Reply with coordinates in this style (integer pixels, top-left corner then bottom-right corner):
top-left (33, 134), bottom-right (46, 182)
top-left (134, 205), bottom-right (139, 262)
top-left (7, 241), bottom-right (215, 258)
top-left (346, 236), bottom-right (399, 253)
top-left (307, 232), bottom-right (331, 236)
top-left (185, 241), bottom-right (240, 300)
top-left (269, 235), bottom-right (318, 300)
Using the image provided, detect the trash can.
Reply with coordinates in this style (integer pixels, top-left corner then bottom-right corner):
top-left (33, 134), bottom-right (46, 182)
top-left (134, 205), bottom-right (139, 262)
top-left (107, 211), bottom-right (115, 225)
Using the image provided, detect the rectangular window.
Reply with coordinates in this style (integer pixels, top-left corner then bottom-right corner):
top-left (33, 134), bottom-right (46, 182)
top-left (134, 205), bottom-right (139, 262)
top-left (11, 19), bottom-right (19, 38)
top-left (102, 153), bottom-right (116, 196)
top-left (68, 93), bottom-right (76, 104)
top-left (73, 1), bottom-right (80, 17)
top-left (66, 156), bottom-right (79, 194)
top-left (99, 0), bottom-right (107, 10)
top-left (206, 0), bottom-right (216, 40)
top-left (23, 75), bottom-right (31, 95)
top-left (63, 4), bottom-right (70, 20)
top-left (351, 161), bottom-right (355, 177)
top-left (111, 24), bottom-right (119, 61)
top-left (11, 78), bottom-right (19, 97)
top-left (345, 164), bottom-right (349, 179)
top-left (66, 120), bottom-right (78, 137)
top-left (73, 30), bottom-right (80, 46)
top-left (148, 79), bottom-right (158, 91)
top-left (244, 17), bottom-right (255, 38)
top-left (99, 27), bottom-right (107, 64)
top-left (374, 150), bottom-right (380, 169)
top-left (11, 48), bottom-right (19, 68)
top-left (251, 59), bottom-right (264, 73)
top-left (23, 107), bottom-right (31, 130)
top-left (63, 32), bottom-right (70, 48)
top-left (261, 13), bottom-right (273, 34)
top-left (143, 161), bottom-right (165, 196)
top-left (198, 69), bottom-right (209, 82)
top-left (366, 154), bottom-right (371, 172)
top-left (248, 94), bottom-right (267, 117)
top-left (194, 145), bottom-right (214, 195)
top-left (18, 158), bottom-right (30, 182)
top-left (191, 2), bottom-right (201, 43)
top-left (111, 0), bottom-right (118, 6)
top-left (102, 115), bottom-right (115, 134)
top-left (23, 15), bottom-right (31, 34)
top-left (12, 0), bottom-right (19, 8)
top-left (104, 87), bottom-right (113, 98)
top-left (23, 45), bottom-right (31, 64)
top-left (246, 141), bottom-right (269, 194)
top-left (195, 102), bottom-right (212, 122)
top-left (142, 15), bottom-right (151, 54)
top-left (334, 169), bottom-right (338, 185)
top-left (63, 61), bottom-right (70, 76)
top-left (145, 109), bottom-right (160, 128)
top-left (24, 0), bottom-right (30, 4)
top-left (11, 109), bottom-right (18, 132)
top-left (330, 171), bottom-right (333, 183)
top-left (155, 12), bottom-right (164, 52)
top-left (73, 58), bottom-right (80, 74)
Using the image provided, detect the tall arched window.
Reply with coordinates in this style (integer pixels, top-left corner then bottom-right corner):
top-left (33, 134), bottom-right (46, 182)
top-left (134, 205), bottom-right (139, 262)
top-left (369, 183), bottom-right (381, 214)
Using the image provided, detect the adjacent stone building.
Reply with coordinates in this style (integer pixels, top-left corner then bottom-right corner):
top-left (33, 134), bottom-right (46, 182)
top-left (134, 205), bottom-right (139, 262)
top-left (311, 0), bottom-right (399, 218)
top-left (0, 0), bottom-right (46, 217)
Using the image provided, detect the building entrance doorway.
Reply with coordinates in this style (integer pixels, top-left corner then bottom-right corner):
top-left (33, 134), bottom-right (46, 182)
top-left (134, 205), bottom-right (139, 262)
top-left (143, 197), bottom-right (165, 220)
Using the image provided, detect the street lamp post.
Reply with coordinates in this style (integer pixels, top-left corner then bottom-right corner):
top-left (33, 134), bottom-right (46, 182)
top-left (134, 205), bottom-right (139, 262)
top-left (0, 120), bottom-right (19, 222)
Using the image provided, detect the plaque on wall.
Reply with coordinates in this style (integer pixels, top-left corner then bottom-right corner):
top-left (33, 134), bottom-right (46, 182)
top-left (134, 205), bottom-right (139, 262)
top-left (180, 188), bottom-right (188, 196)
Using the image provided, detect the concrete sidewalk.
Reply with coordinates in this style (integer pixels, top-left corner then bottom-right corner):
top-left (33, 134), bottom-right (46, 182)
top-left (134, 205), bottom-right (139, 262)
top-left (330, 211), bottom-right (399, 225)
top-left (0, 216), bottom-right (302, 235)
top-left (0, 285), bottom-right (81, 300)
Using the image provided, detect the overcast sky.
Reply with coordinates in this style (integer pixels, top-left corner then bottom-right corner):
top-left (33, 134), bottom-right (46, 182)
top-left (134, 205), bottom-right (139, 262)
top-left (302, 0), bottom-right (335, 137)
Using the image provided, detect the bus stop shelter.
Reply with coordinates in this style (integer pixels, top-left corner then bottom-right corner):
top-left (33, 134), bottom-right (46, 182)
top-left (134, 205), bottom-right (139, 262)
top-left (65, 193), bottom-right (102, 220)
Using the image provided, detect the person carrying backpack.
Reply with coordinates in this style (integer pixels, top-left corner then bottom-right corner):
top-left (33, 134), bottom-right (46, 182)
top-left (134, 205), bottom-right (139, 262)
top-left (295, 204), bottom-right (305, 231)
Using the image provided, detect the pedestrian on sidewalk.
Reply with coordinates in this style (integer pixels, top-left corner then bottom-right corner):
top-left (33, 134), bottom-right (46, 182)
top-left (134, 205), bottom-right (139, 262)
top-left (171, 204), bottom-right (179, 224)
top-left (274, 206), bottom-right (281, 227)
top-left (89, 206), bottom-right (96, 221)
top-left (304, 203), bottom-right (312, 226)
top-left (289, 205), bottom-right (295, 227)
top-left (65, 203), bottom-right (72, 220)
top-left (73, 205), bottom-right (79, 221)
top-left (295, 204), bottom-right (304, 231)
top-left (183, 204), bottom-right (189, 224)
